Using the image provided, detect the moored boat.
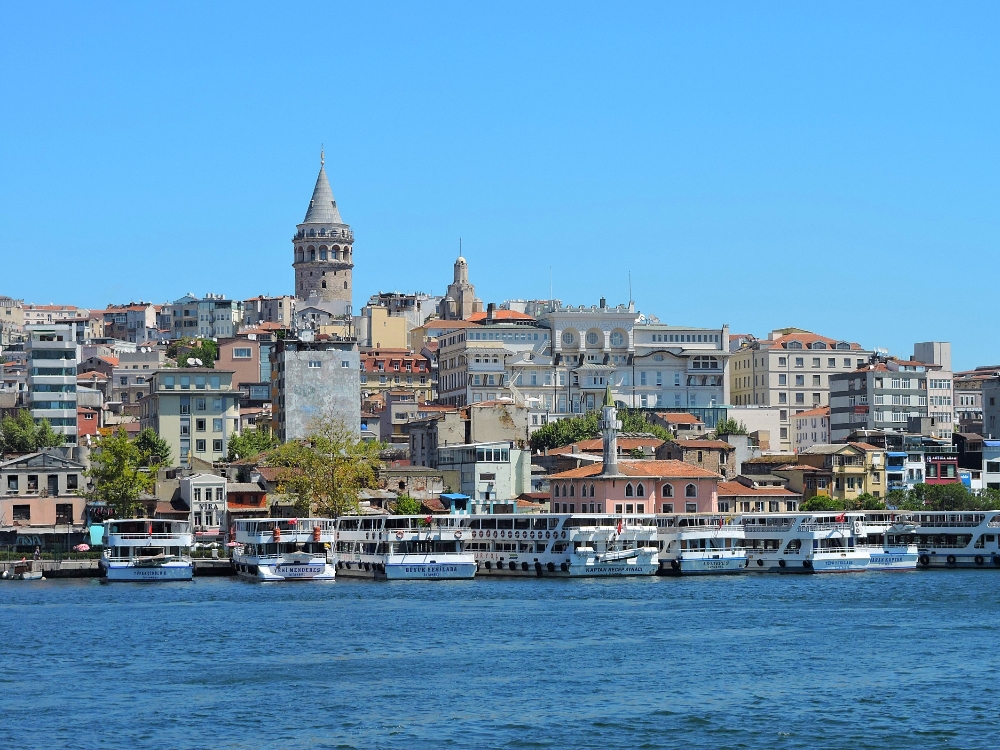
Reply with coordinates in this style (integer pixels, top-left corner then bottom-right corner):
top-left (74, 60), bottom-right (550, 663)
top-left (656, 514), bottom-right (747, 575)
top-left (100, 519), bottom-right (194, 581)
top-left (335, 515), bottom-right (476, 579)
top-left (232, 518), bottom-right (336, 580)
top-left (741, 512), bottom-right (870, 573)
top-left (860, 513), bottom-right (919, 571)
top-left (463, 513), bottom-right (658, 577)
top-left (2, 560), bottom-right (44, 580)
top-left (903, 511), bottom-right (1000, 569)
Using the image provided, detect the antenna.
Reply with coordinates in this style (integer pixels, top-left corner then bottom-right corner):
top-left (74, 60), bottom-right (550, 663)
top-left (320, 145), bottom-right (324, 165)
top-left (549, 266), bottom-right (553, 304)
top-left (628, 271), bottom-right (633, 304)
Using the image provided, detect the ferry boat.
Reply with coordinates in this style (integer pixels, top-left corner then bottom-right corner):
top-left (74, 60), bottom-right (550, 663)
top-left (902, 511), bottom-right (1000, 569)
top-left (656, 514), bottom-right (747, 575)
top-left (462, 513), bottom-right (659, 576)
top-left (100, 519), bottom-right (194, 581)
top-left (740, 512), bottom-right (870, 573)
top-left (859, 513), bottom-right (919, 571)
top-left (335, 515), bottom-right (476, 579)
top-left (231, 518), bottom-right (336, 581)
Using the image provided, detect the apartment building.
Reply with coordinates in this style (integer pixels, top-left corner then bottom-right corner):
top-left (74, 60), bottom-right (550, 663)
top-left (954, 366), bottom-right (997, 434)
top-left (729, 328), bottom-right (873, 451)
top-left (162, 293), bottom-right (243, 339)
top-left (360, 349), bottom-right (432, 405)
top-left (271, 336), bottom-right (361, 441)
top-left (243, 295), bottom-right (295, 328)
top-left (101, 304), bottom-right (157, 343)
top-left (140, 369), bottom-right (242, 467)
top-left (792, 406), bottom-right (830, 453)
top-left (26, 324), bottom-right (79, 445)
top-left (22, 304), bottom-right (90, 326)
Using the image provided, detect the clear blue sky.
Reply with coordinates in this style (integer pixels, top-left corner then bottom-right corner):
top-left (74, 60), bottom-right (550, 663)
top-left (1, 3), bottom-right (997, 369)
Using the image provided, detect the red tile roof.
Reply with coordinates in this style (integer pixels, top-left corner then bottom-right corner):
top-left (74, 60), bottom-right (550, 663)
top-left (655, 412), bottom-right (704, 425)
top-left (771, 331), bottom-right (862, 350)
top-left (669, 439), bottom-right (734, 450)
top-left (791, 406), bottom-right (830, 418)
top-left (717, 481), bottom-right (800, 497)
top-left (549, 437), bottom-right (664, 455)
top-left (548, 459), bottom-right (721, 480)
top-left (467, 310), bottom-right (536, 322)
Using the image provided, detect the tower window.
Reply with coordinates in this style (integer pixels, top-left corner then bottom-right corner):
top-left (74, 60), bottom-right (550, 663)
top-left (344, 281), bottom-right (348, 289)
top-left (322, 281), bottom-right (327, 288)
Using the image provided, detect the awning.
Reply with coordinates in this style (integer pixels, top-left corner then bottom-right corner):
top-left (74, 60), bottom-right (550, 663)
top-left (88, 525), bottom-right (104, 545)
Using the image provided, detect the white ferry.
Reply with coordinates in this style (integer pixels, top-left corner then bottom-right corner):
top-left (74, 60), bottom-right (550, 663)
top-left (335, 515), bottom-right (476, 580)
top-left (100, 519), bottom-right (194, 581)
top-left (656, 514), bottom-right (747, 575)
top-left (740, 513), bottom-right (870, 573)
top-left (462, 514), bottom-right (659, 576)
top-left (859, 513), bottom-right (919, 571)
top-left (903, 511), bottom-right (1000, 569)
top-left (231, 518), bottom-right (336, 581)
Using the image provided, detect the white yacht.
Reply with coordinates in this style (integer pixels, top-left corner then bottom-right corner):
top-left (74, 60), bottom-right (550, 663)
top-left (859, 512), bottom-right (919, 571)
top-left (740, 512), bottom-right (870, 573)
top-left (903, 511), bottom-right (1000, 569)
top-left (335, 515), bottom-right (476, 579)
top-left (656, 514), bottom-right (747, 575)
top-left (231, 518), bottom-right (336, 581)
top-left (462, 513), bottom-right (659, 576)
top-left (100, 519), bottom-right (194, 581)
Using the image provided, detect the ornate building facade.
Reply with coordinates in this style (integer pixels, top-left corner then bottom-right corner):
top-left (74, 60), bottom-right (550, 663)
top-left (292, 154), bottom-right (354, 316)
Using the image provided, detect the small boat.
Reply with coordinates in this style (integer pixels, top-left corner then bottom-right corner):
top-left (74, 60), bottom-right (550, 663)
top-left (100, 518), bottom-right (194, 581)
top-left (3, 560), bottom-right (43, 580)
top-left (231, 518), bottom-right (336, 581)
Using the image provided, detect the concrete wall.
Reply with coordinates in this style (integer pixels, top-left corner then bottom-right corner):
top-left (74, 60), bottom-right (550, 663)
top-left (277, 339), bottom-right (360, 440)
top-left (469, 402), bottom-right (530, 447)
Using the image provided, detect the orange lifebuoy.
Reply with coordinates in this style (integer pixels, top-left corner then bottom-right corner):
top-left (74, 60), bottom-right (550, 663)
top-left (454, 530), bottom-right (462, 539)
top-left (395, 530), bottom-right (404, 540)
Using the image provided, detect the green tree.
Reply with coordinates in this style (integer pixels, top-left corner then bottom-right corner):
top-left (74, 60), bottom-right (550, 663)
top-left (85, 429), bottom-right (159, 518)
top-left (265, 417), bottom-right (383, 516)
top-left (853, 492), bottom-right (886, 510)
top-left (714, 417), bottom-right (748, 436)
top-left (393, 495), bottom-right (422, 515)
top-left (528, 409), bottom-right (671, 451)
top-left (171, 337), bottom-right (219, 368)
top-left (134, 427), bottom-right (172, 466)
top-left (0, 409), bottom-right (64, 454)
top-left (227, 425), bottom-right (280, 462)
top-left (800, 495), bottom-right (847, 512)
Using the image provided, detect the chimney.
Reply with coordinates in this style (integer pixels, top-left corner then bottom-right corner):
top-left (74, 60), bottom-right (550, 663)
top-left (600, 297), bottom-right (606, 309)
top-left (486, 303), bottom-right (495, 323)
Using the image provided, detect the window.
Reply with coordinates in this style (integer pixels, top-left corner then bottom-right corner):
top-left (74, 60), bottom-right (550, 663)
top-left (308, 361), bottom-right (322, 368)
top-left (812, 375), bottom-right (821, 386)
top-left (7, 475), bottom-right (17, 491)
top-left (662, 483), bottom-right (674, 497)
top-left (795, 375), bottom-right (804, 386)
top-left (196, 419), bottom-right (206, 432)
top-left (795, 393), bottom-right (805, 404)
top-left (778, 374), bottom-right (786, 385)
top-left (778, 357), bottom-right (786, 366)
top-left (233, 348), bottom-right (252, 359)
top-left (610, 331), bottom-right (624, 347)
top-left (196, 440), bottom-right (206, 452)
top-left (685, 484), bottom-right (697, 498)
top-left (213, 398), bottom-right (223, 411)
top-left (636, 483), bottom-right (645, 497)
top-left (795, 358), bottom-right (804, 368)
top-left (987, 462), bottom-right (1000, 473)
top-left (196, 398), bottom-right (206, 411)
top-left (12, 505), bottom-right (29, 521)
top-left (812, 358), bottom-right (821, 367)
top-left (625, 483), bottom-right (634, 497)
top-left (586, 331), bottom-right (600, 345)
top-left (685, 502), bottom-right (697, 513)
top-left (194, 487), bottom-right (202, 501)
top-left (213, 440), bottom-right (223, 452)
top-left (342, 360), bottom-right (350, 368)
top-left (828, 358), bottom-right (836, 367)
top-left (779, 392), bottom-right (787, 404)
top-left (213, 418), bottom-right (223, 432)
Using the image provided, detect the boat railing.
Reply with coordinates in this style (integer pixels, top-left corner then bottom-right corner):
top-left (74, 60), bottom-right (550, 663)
top-left (742, 523), bottom-right (794, 533)
top-left (107, 533), bottom-right (191, 541)
top-left (911, 521), bottom-right (984, 529)
top-left (798, 523), bottom-right (852, 532)
top-left (249, 552), bottom-right (328, 562)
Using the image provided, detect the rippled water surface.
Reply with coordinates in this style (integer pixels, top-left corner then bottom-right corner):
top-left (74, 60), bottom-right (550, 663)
top-left (1, 571), bottom-right (999, 749)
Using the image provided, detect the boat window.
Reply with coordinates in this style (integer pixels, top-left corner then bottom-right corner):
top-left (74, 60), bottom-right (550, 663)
top-left (469, 519), bottom-right (481, 529)
top-left (514, 518), bottom-right (530, 530)
top-left (498, 518), bottom-right (514, 529)
top-left (548, 518), bottom-right (560, 529)
top-left (532, 518), bottom-right (547, 530)
top-left (481, 518), bottom-right (497, 529)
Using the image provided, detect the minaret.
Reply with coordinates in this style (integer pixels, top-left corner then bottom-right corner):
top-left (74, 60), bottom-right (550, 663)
top-left (599, 382), bottom-right (621, 475)
top-left (292, 151), bottom-right (354, 315)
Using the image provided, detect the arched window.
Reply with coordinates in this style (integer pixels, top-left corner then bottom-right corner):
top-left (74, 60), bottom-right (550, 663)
top-left (344, 281), bottom-right (348, 289)
top-left (590, 484), bottom-right (595, 497)
top-left (308, 246), bottom-right (316, 261)
top-left (610, 331), bottom-right (625, 347)
top-left (685, 483), bottom-right (697, 498)
top-left (562, 331), bottom-right (575, 345)
top-left (580, 484), bottom-right (587, 498)
top-left (662, 483), bottom-right (674, 497)
top-left (321, 281), bottom-right (327, 289)
top-left (636, 483), bottom-right (645, 497)
top-left (586, 331), bottom-right (600, 346)
top-left (569, 484), bottom-right (575, 497)
top-left (554, 485), bottom-right (560, 498)
top-left (625, 483), bottom-right (634, 497)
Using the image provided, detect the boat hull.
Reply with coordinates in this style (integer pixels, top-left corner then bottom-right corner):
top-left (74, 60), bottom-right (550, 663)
top-left (567, 552), bottom-right (658, 577)
top-left (867, 548), bottom-right (919, 571)
top-left (232, 554), bottom-right (336, 581)
top-left (385, 555), bottom-right (476, 580)
top-left (917, 551), bottom-right (1000, 569)
top-left (659, 554), bottom-right (748, 575)
top-left (102, 561), bottom-right (193, 581)
top-left (746, 552), bottom-right (869, 573)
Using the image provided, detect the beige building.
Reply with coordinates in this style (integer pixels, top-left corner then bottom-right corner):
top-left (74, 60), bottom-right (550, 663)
top-left (243, 295), bottom-right (295, 328)
top-left (140, 369), bottom-right (242, 467)
top-left (358, 305), bottom-right (408, 350)
top-left (730, 328), bottom-right (873, 452)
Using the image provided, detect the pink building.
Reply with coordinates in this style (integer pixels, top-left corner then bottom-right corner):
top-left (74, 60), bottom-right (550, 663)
top-left (548, 459), bottom-right (721, 514)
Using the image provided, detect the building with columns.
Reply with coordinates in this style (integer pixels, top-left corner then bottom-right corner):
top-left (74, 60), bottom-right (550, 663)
top-left (292, 154), bottom-right (355, 317)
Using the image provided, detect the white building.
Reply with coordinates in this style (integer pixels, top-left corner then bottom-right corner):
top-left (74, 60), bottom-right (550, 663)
top-left (162, 293), bottom-right (243, 340)
top-left (436, 441), bottom-right (531, 506)
top-left (180, 473), bottom-right (227, 538)
top-left (26, 324), bottom-right (79, 444)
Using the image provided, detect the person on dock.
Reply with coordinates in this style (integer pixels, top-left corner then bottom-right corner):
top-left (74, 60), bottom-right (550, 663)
top-left (33, 546), bottom-right (41, 561)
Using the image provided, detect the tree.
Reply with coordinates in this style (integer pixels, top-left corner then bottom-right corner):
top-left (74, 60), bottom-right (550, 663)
top-left (265, 417), bottom-right (383, 516)
top-left (0, 409), bottom-right (64, 454)
top-left (714, 418), bottom-right (748, 436)
top-left (528, 409), bottom-right (672, 451)
top-left (393, 495), bottom-right (422, 515)
top-left (134, 427), bottom-right (172, 466)
top-left (171, 337), bottom-right (219, 368)
top-left (800, 495), bottom-right (846, 511)
top-left (85, 429), bottom-right (159, 518)
top-left (227, 425), bottom-right (280, 462)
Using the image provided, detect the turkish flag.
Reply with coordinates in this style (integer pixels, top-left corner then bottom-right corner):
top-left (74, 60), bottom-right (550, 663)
top-left (835, 513), bottom-right (845, 523)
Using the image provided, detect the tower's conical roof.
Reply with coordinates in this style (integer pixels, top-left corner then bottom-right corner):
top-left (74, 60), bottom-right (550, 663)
top-left (303, 163), bottom-right (344, 224)
top-left (603, 382), bottom-right (614, 407)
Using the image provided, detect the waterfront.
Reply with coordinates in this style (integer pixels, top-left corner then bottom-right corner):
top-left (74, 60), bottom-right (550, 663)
top-left (2, 573), bottom-right (999, 749)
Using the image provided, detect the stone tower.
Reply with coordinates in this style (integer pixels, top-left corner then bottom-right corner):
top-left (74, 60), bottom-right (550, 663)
top-left (600, 382), bottom-right (622, 475)
top-left (442, 255), bottom-right (478, 320)
top-left (292, 153), bottom-right (354, 316)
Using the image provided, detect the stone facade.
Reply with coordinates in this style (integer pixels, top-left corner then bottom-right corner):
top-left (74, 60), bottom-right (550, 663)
top-left (272, 337), bottom-right (361, 440)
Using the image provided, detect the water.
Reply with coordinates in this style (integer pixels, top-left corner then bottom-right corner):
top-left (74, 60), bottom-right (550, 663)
top-left (1, 572), bottom-right (999, 749)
